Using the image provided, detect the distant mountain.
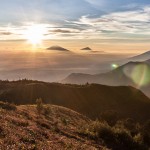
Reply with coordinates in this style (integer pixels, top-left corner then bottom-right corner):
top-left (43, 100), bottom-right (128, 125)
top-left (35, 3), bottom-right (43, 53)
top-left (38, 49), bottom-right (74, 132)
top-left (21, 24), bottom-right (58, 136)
top-left (62, 73), bottom-right (94, 84)
top-left (128, 50), bottom-right (150, 61)
top-left (81, 47), bottom-right (92, 51)
top-left (46, 45), bottom-right (69, 51)
top-left (62, 62), bottom-right (138, 85)
top-left (62, 60), bottom-right (150, 97)
top-left (111, 50), bottom-right (150, 67)
top-left (145, 59), bottom-right (150, 64)
top-left (0, 80), bottom-right (150, 122)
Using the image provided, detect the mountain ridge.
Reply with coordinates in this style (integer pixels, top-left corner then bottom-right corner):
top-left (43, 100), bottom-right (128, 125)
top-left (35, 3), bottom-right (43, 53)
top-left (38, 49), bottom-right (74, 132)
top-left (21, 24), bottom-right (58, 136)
top-left (62, 59), bottom-right (150, 97)
top-left (0, 80), bottom-right (150, 123)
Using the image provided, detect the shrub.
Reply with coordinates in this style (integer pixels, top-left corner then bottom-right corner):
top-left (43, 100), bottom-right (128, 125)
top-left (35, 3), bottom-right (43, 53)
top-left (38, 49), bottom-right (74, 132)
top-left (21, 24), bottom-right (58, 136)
top-left (78, 120), bottom-right (112, 140)
top-left (123, 118), bottom-right (140, 136)
top-left (36, 98), bottom-right (43, 115)
top-left (0, 101), bottom-right (16, 111)
top-left (79, 120), bottom-right (146, 150)
top-left (100, 110), bottom-right (119, 126)
top-left (141, 120), bottom-right (150, 147)
top-left (88, 120), bottom-right (112, 139)
top-left (43, 105), bottom-right (51, 116)
top-left (61, 117), bottom-right (69, 125)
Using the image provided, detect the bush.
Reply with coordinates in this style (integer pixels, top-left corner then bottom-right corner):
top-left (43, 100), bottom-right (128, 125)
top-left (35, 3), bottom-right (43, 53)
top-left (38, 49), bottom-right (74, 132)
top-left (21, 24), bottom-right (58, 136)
top-left (0, 101), bottom-right (16, 111)
top-left (100, 110), bottom-right (119, 126)
top-left (43, 105), bottom-right (51, 116)
top-left (79, 120), bottom-right (113, 140)
top-left (88, 120), bottom-right (112, 139)
top-left (141, 120), bottom-right (150, 147)
top-left (36, 98), bottom-right (43, 115)
top-left (61, 117), bottom-right (69, 126)
top-left (79, 120), bottom-right (146, 150)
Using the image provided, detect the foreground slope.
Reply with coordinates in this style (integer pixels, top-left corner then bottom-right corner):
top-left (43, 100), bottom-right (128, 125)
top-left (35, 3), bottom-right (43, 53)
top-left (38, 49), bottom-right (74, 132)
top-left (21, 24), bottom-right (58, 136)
top-left (0, 102), bottom-right (103, 150)
top-left (0, 80), bottom-right (150, 123)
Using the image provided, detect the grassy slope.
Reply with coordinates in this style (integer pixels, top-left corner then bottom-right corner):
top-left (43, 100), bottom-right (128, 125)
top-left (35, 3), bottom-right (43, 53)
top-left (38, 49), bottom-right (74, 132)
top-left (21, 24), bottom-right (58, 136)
top-left (0, 103), bottom-right (104, 150)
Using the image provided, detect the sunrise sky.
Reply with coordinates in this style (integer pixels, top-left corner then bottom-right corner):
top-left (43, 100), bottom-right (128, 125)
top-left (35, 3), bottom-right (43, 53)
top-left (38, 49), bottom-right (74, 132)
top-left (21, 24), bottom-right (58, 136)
top-left (0, 0), bottom-right (150, 53)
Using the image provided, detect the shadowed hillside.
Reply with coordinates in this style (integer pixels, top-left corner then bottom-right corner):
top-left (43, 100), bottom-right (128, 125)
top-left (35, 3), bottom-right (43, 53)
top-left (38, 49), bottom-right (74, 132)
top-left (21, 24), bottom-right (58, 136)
top-left (0, 80), bottom-right (150, 123)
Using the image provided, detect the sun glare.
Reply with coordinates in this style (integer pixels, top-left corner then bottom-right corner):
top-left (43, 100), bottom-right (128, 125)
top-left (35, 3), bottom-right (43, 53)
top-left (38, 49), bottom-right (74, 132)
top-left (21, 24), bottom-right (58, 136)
top-left (24, 24), bottom-right (47, 45)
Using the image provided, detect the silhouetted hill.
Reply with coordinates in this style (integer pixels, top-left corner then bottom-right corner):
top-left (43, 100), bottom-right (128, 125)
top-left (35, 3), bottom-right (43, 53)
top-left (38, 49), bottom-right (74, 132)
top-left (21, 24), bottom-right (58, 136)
top-left (0, 80), bottom-right (150, 123)
top-left (63, 73), bottom-right (94, 84)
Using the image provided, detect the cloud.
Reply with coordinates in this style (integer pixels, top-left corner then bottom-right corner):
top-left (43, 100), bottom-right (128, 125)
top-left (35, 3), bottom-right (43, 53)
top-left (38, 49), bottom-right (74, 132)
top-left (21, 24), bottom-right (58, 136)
top-left (49, 28), bottom-right (80, 34)
top-left (85, 0), bottom-right (105, 7)
top-left (69, 5), bottom-right (150, 38)
top-left (0, 32), bottom-right (12, 35)
top-left (52, 29), bottom-right (71, 33)
top-left (1, 5), bottom-right (150, 41)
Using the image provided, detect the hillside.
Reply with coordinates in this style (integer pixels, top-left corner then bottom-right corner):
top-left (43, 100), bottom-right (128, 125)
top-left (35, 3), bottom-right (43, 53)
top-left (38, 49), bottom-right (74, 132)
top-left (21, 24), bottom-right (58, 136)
top-left (0, 80), bottom-right (150, 123)
top-left (0, 102), bottom-right (104, 149)
top-left (1, 101), bottom-right (149, 150)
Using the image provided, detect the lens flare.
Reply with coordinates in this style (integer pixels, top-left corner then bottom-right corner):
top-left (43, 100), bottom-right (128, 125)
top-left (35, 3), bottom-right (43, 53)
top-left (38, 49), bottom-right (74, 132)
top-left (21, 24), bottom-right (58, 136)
top-left (131, 64), bottom-right (150, 87)
top-left (111, 63), bottom-right (119, 69)
top-left (123, 63), bottom-right (150, 87)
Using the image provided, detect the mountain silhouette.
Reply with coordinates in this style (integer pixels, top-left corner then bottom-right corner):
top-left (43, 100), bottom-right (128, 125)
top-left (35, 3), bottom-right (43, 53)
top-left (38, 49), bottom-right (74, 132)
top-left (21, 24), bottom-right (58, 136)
top-left (145, 59), bottom-right (150, 64)
top-left (81, 47), bottom-right (92, 51)
top-left (62, 60), bottom-right (150, 97)
top-left (0, 80), bottom-right (150, 122)
top-left (128, 50), bottom-right (150, 61)
top-left (47, 45), bottom-right (69, 51)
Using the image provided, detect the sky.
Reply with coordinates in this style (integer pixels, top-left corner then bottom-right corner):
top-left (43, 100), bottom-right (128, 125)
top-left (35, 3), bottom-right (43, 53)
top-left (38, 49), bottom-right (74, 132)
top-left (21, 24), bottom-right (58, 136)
top-left (0, 0), bottom-right (150, 53)
top-left (0, 0), bottom-right (150, 81)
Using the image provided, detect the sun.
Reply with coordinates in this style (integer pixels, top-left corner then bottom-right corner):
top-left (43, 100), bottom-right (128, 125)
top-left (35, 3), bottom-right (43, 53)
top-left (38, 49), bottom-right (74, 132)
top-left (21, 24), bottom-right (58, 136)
top-left (24, 24), bottom-right (47, 45)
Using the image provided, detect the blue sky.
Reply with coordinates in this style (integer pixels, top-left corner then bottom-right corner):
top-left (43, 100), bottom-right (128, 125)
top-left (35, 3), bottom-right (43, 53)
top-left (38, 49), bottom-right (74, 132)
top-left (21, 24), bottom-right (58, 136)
top-left (0, 0), bottom-right (149, 22)
top-left (0, 0), bottom-right (150, 41)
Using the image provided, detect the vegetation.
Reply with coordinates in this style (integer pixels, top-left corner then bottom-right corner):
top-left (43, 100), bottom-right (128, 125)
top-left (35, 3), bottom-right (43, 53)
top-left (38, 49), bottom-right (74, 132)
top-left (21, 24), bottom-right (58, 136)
top-left (0, 101), bottom-right (101, 149)
top-left (0, 80), bottom-right (149, 124)
top-left (36, 98), bottom-right (44, 115)
top-left (79, 120), bottom-right (150, 150)
top-left (0, 80), bottom-right (150, 149)
top-left (36, 98), bottom-right (52, 116)
top-left (0, 100), bottom-right (150, 149)
top-left (0, 101), bottom-right (16, 111)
